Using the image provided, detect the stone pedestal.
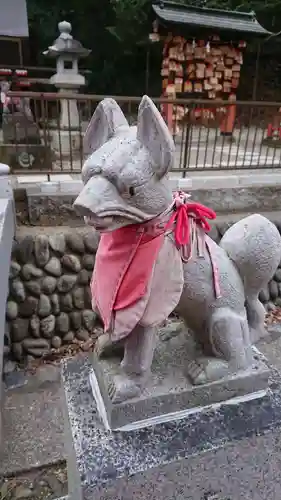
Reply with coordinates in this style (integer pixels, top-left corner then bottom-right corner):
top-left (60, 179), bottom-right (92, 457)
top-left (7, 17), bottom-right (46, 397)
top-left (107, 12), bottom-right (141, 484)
top-left (61, 335), bottom-right (281, 500)
top-left (90, 331), bottom-right (270, 431)
top-left (1, 110), bottom-right (53, 171)
top-left (0, 144), bottom-right (53, 172)
top-left (50, 129), bottom-right (82, 159)
top-left (55, 88), bottom-right (81, 131)
top-left (2, 112), bottom-right (41, 145)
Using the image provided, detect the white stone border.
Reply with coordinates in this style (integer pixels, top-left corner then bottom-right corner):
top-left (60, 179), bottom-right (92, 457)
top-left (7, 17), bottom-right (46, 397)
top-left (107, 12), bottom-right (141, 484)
top-left (115, 389), bottom-right (268, 432)
top-left (24, 177), bottom-right (193, 198)
top-left (14, 171), bottom-right (281, 198)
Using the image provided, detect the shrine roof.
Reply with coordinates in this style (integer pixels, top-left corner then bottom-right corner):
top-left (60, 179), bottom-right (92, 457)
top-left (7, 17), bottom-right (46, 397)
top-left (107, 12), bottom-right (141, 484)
top-left (0, 0), bottom-right (29, 38)
top-left (152, 1), bottom-right (272, 37)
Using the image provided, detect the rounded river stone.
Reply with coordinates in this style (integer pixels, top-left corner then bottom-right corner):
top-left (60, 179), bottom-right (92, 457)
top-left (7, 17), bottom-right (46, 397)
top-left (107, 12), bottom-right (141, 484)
top-left (34, 235), bottom-right (50, 267)
top-left (21, 263), bottom-right (43, 281)
top-left (72, 287), bottom-right (85, 309)
top-left (76, 329), bottom-right (90, 341)
top-left (19, 297), bottom-right (38, 317)
top-left (41, 276), bottom-right (57, 295)
top-left (40, 315), bottom-right (55, 338)
top-left (66, 233), bottom-right (85, 254)
top-left (70, 311), bottom-right (82, 330)
top-left (6, 301), bottom-right (18, 320)
top-left (49, 233), bottom-right (66, 254)
top-left (62, 331), bottom-right (75, 344)
top-left (269, 280), bottom-right (278, 301)
top-left (10, 279), bottom-right (26, 303)
top-left (25, 280), bottom-right (41, 297)
top-left (9, 261), bottom-right (21, 279)
top-left (274, 269), bottom-right (281, 283)
top-left (30, 315), bottom-right (40, 338)
top-left (77, 269), bottom-right (90, 285)
top-left (84, 231), bottom-right (100, 252)
top-left (61, 254), bottom-right (81, 273)
top-left (15, 236), bottom-right (34, 264)
top-left (12, 342), bottom-right (23, 361)
top-left (57, 274), bottom-right (77, 293)
top-left (50, 294), bottom-right (60, 315)
top-left (38, 295), bottom-right (51, 318)
top-left (51, 336), bottom-right (62, 349)
top-left (11, 318), bottom-right (29, 342)
top-left (60, 293), bottom-right (73, 313)
top-left (84, 287), bottom-right (92, 309)
top-left (82, 310), bottom-right (96, 331)
top-left (22, 337), bottom-right (50, 356)
top-left (82, 254), bottom-right (95, 271)
top-left (44, 257), bottom-right (62, 277)
top-left (259, 287), bottom-right (270, 304)
top-left (56, 313), bottom-right (69, 334)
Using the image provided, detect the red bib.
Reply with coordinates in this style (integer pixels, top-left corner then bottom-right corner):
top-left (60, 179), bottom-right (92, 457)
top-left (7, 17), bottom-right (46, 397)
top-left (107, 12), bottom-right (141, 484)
top-left (91, 223), bottom-right (165, 331)
top-left (91, 193), bottom-right (218, 332)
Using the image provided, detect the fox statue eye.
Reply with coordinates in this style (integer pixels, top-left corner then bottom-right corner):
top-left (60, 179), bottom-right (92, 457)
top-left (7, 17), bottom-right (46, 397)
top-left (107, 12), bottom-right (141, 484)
top-left (120, 185), bottom-right (135, 198)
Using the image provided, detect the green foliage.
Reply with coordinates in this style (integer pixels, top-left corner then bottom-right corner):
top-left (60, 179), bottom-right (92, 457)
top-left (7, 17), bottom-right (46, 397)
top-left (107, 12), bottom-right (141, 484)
top-left (108, 0), bottom-right (150, 44)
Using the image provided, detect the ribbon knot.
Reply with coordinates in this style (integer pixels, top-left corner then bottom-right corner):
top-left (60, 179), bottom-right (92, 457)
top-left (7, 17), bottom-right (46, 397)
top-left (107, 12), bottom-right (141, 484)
top-left (165, 191), bottom-right (221, 299)
top-left (165, 192), bottom-right (216, 247)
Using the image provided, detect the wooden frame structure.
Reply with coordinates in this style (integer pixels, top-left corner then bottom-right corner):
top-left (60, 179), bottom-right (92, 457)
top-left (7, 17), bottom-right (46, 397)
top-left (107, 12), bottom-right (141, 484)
top-left (0, 0), bottom-right (29, 67)
top-left (149, 1), bottom-right (272, 136)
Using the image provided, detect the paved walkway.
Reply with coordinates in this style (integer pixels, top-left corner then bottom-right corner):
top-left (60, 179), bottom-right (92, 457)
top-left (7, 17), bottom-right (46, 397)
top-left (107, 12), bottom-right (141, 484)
top-left (174, 127), bottom-right (281, 170)
top-left (1, 364), bottom-right (65, 476)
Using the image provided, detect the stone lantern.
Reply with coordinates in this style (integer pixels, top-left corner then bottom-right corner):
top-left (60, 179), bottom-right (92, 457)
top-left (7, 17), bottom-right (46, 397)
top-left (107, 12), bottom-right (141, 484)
top-left (43, 21), bottom-right (91, 156)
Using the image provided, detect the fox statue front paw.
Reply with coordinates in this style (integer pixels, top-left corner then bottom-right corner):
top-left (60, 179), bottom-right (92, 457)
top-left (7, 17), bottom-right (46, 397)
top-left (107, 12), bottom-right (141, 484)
top-left (108, 374), bottom-right (142, 403)
top-left (186, 357), bottom-right (230, 385)
top-left (95, 333), bottom-right (124, 359)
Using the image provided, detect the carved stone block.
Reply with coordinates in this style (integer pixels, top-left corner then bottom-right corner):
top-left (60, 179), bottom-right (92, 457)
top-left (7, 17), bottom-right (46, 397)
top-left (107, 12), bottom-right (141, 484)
top-left (0, 144), bottom-right (52, 172)
top-left (90, 330), bottom-right (270, 430)
top-left (2, 112), bottom-right (41, 145)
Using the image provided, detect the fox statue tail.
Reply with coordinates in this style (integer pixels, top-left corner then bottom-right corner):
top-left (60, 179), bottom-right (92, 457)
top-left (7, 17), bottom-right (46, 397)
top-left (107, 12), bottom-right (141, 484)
top-left (220, 214), bottom-right (281, 343)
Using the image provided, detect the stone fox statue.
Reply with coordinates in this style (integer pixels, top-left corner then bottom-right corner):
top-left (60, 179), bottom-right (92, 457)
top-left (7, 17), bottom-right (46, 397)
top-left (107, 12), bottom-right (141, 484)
top-left (74, 95), bottom-right (281, 403)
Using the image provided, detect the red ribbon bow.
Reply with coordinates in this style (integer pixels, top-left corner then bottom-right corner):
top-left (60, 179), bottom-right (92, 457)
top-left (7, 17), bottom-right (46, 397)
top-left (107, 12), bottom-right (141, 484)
top-left (165, 195), bottom-right (216, 247)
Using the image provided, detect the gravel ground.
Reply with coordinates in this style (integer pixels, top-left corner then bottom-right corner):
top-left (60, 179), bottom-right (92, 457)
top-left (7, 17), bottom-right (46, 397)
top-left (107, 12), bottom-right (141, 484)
top-left (0, 463), bottom-right (67, 499)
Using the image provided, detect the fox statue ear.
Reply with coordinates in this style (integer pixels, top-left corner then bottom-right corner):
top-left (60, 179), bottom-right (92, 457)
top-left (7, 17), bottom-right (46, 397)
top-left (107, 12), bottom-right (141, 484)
top-left (83, 98), bottom-right (129, 155)
top-left (137, 95), bottom-right (175, 178)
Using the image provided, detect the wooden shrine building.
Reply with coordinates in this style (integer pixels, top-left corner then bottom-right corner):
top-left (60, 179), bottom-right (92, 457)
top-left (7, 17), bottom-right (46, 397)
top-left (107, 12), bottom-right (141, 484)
top-left (0, 0), bottom-right (29, 67)
top-left (150, 1), bottom-right (272, 136)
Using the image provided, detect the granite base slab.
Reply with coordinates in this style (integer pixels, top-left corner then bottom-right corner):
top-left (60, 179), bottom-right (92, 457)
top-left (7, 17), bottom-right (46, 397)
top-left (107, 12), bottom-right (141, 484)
top-left (61, 354), bottom-right (281, 500)
top-left (90, 331), bottom-right (270, 430)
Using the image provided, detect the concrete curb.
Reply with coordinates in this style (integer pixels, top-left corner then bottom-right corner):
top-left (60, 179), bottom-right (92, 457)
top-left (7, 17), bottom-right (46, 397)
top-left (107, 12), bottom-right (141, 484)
top-left (18, 171), bottom-right (281, 198)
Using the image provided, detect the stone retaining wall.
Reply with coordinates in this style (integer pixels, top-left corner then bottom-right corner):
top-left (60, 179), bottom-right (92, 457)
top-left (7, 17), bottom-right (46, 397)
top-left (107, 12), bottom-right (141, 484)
top-left (15, 179), bottom-right (281, 226)
top-left (4, 221), bottom-right (281, 364)
top-left (26, 186), bottom-right (281, 226)
top-left (5, 229), bottom-right (100, 363)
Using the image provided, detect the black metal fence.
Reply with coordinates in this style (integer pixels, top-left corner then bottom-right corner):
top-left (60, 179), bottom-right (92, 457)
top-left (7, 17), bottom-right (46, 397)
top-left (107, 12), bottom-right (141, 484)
top-left (1, 91), bottom-right (281, 176)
